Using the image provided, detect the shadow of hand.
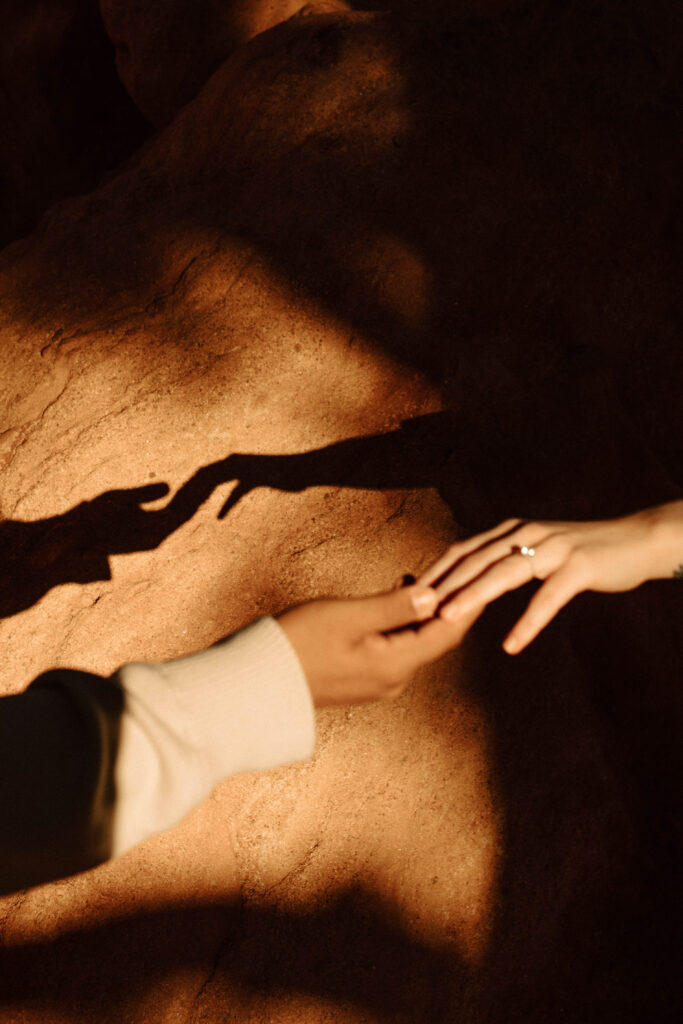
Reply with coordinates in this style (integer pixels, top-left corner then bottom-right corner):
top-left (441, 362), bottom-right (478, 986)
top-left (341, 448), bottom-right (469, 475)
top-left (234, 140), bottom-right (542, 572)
top-left (0, 415), bottom-right (464, 620)
top-left (215, 412), bottom-right (461, 517)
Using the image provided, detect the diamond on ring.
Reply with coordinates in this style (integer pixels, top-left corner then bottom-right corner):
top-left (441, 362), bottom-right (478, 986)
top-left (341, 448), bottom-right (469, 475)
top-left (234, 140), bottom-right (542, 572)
top-left (515, 544), bottom-right (538, 578)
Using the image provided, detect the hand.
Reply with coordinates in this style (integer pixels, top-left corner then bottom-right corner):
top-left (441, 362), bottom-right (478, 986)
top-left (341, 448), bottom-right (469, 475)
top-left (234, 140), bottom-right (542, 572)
top-left (278, 584), bottom-right (482, 707)
top-left (417, 501), bottom-right (683, 655)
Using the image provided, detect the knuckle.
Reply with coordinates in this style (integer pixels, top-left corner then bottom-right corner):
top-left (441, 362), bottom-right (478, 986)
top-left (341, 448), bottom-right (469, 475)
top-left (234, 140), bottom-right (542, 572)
top-left (502, 517), bottom-right (522, 530)
top-left (386, 660), bottom-right (407, 686)
top-left (362, 634), bottom-right (384, 658)
top-left (386, 672), bottom-right (410, 698)
top-left (383, 659), bottom-right (410, 691)
top-left (543, 534), bottom-right (571, 561)
top-left (389, 680), bottom-right (408, 699)
top-left (362, 640), bottom-right (395, 676)
top-left (566, 548), bottom-right (590, 577)
top-left (510, 522), bottom-right (536, 546)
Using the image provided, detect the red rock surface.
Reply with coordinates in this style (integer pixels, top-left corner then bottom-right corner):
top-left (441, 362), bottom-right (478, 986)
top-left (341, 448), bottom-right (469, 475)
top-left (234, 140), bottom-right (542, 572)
top-left (0, 3), bottom-right (680, 1022)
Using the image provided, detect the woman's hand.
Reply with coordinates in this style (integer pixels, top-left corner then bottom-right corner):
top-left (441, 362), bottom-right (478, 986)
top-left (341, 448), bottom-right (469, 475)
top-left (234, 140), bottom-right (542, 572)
top-left (278, 584), bottom-right (482, 707)
top-left (417, 501), bottom-right (683, 655)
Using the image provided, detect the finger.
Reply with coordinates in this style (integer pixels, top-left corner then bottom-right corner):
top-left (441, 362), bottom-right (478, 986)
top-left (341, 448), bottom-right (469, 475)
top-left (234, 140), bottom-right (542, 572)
top-left (417, 518), bottom-right (522, 587)
top-left (132, 482), bottom-right (170, 503)
top-left (218, 480), bottom-right (250, 519)
top-left (384, 603), bottom-right (483, 672)
top-left (439, 552), bottom-right (539, 622)
top-left (356, 585), bottom-right (438, 633)
top-left (503, 565), bottom-right (585, 654)
top-left (432, 522), bottom-right (548, 601)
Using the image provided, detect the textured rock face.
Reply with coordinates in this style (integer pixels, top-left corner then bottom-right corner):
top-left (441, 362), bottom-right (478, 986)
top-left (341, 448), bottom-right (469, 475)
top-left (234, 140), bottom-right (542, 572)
top-left (98, 0), bottom-right (351, 126)
top-left (97, 0), bottom-right (524, 127)
top-left (0, 3), bottom-right (681, 1023)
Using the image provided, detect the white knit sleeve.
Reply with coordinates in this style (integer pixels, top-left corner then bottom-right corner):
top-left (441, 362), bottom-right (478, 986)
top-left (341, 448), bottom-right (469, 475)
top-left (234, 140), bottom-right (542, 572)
top-left (110, 617), bottom-right (315, 857)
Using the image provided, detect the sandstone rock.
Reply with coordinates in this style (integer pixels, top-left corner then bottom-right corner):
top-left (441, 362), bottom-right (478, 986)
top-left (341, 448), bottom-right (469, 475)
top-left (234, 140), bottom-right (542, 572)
top-left (99, 0), bottom-right (353, 126)
top-left (0, 4), bottom-right (680, 1023)
top-left (97, 1), bottom-right (529, 129)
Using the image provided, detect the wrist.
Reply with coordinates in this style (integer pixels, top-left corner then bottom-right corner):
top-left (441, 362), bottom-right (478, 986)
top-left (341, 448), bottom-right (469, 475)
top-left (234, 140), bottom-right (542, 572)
top-left (640, 500), bottom-right (683, 580)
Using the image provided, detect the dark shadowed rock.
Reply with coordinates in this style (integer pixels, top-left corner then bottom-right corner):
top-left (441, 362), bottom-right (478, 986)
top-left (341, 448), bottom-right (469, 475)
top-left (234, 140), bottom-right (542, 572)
top-left (99, 0), bottom-right (353, 126)
top-left (0, 0), bottom-right (149, 247)
top-left (97, 1), bottom-right (531, 128)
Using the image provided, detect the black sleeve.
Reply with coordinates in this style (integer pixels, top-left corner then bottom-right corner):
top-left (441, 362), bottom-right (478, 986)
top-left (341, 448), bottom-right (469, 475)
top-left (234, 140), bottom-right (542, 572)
top-left (0, 669), bottom-right (123, 895)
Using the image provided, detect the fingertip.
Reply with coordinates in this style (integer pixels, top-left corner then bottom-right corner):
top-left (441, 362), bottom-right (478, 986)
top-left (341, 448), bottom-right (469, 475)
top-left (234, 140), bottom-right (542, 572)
top-left (439, 599), bottom-right (462, 622)
top-left (503, 635), bottom-right (519, 654)
top-left (414, 571), bottom-right (435, 590)
top-left (409, 585), bottom-right (438, 619)
top-left (139, 482), bottom-right (170, 501)
top-left (503, 631), bottom-right (532, 654)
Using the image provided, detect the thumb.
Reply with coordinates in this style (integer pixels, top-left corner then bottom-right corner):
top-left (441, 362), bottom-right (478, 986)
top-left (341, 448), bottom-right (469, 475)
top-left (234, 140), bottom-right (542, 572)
top-left (356, 585), bottom-right (438, 633)
top-left (131, 482), bottom-right (170, 504)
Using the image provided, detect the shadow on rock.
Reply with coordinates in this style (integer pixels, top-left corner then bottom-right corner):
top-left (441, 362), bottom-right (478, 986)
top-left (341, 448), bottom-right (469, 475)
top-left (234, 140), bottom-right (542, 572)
top-left (2, 354), bottom-right (678, 621)
top-left (1, 412), bottom-right (463, 619)
top-left (0, 886), bottom-right (473, 1022)
top-left (0, 377), bottom-right (679, 1021)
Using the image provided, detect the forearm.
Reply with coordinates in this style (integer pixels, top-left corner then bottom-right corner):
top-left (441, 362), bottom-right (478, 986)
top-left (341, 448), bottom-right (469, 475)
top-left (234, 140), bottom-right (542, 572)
top-left (637, 499), bottom-right (683, 580)
top-left (0, 617), bottom-right (314, 894)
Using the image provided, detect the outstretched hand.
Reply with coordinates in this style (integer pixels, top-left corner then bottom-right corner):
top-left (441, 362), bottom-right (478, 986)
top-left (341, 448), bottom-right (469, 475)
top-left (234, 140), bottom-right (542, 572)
top-left (417, 501), bottom-right (683, 654)
top-left (278, 584), bottom-right (481, 707)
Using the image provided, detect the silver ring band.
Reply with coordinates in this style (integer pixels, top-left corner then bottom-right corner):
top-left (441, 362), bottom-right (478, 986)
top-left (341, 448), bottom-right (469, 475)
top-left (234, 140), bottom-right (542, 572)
top-left (514, 544), bottom-right (537, 578)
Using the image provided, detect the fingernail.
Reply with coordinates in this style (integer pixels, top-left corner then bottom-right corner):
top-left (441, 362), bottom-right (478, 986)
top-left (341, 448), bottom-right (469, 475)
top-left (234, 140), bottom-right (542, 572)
top-left (440, 601), bottom-right (461, 622)
top-left (411, 587), bottom-right (437, 617)
top-left (504, 635), bottom-right (519, 654)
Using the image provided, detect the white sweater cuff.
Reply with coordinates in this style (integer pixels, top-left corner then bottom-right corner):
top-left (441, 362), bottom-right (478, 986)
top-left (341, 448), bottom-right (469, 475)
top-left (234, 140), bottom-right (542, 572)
top-left (158, 616), bottom-right (316, 777)
top-left (111, 617), bottom-right (315, 857)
